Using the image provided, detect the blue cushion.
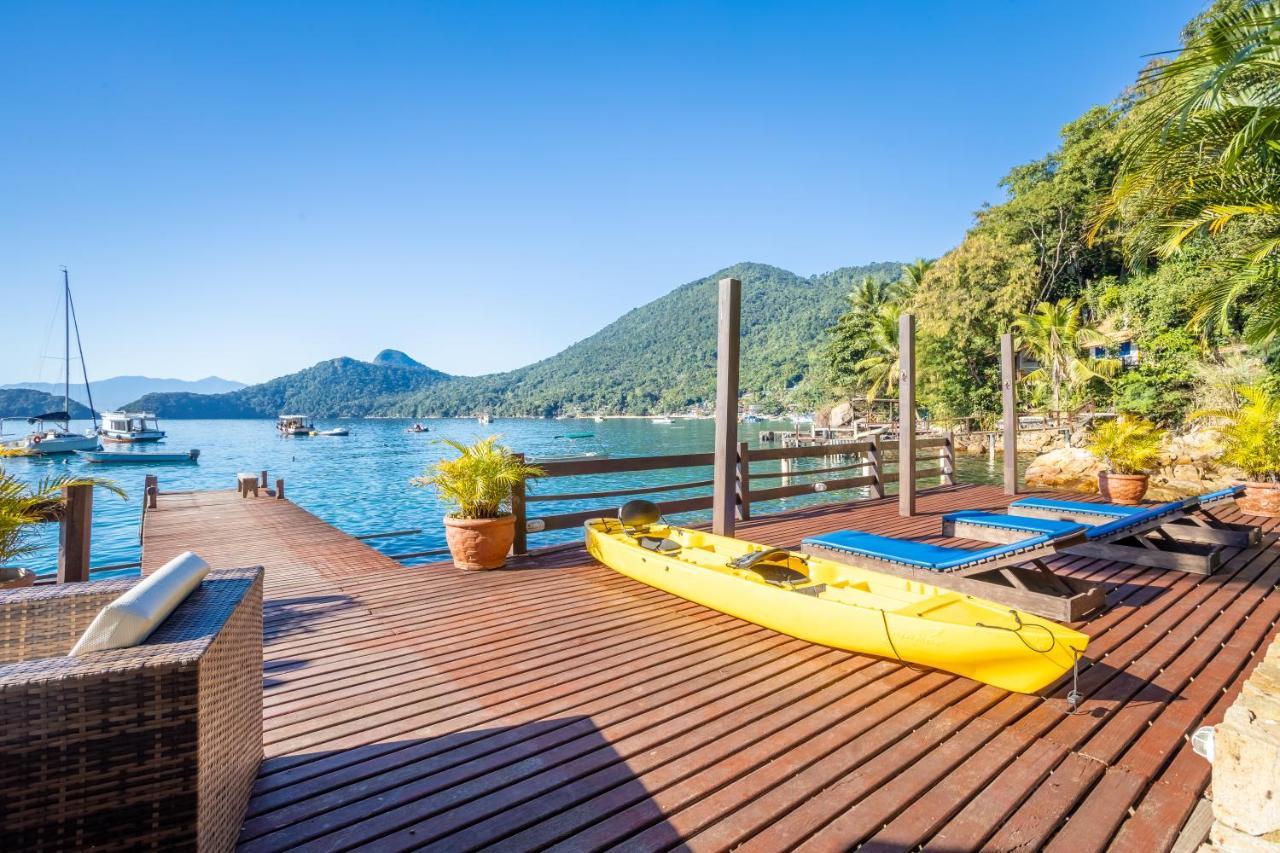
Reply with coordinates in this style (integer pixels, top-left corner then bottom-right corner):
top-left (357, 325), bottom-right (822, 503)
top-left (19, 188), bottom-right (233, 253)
top-left (942, 510), bottom-right (1086, 539)
top-left (1085, 501), bottom-right (1187, 539)
top-left (802, 529), bottom-right (1051, 571)
top-left (1009, 497), bottom-right (1139, 519)
top-left (1198, 485), bottom-right (1244, 505)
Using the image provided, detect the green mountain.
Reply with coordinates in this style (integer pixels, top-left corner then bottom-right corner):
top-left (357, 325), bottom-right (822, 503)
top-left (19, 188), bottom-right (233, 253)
top-left (125, 353), bottom-right (450, 418)
top-left (125, 262), bottom-right (901, 418)
top-left (0, 389), bottom-right (96, 420)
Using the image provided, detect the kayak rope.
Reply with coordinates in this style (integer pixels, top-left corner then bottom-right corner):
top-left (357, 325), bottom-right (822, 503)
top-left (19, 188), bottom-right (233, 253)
top-left (878, 609), bottom-right (926, 672)
top-left (975, 610), bottom-right (1057, 654)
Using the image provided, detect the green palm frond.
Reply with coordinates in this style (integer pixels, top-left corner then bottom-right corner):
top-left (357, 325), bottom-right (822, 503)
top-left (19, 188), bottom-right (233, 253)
top-left (412, 435), bottom-right (544, 519)
top-left (0, 465), bottom-right (127, 565)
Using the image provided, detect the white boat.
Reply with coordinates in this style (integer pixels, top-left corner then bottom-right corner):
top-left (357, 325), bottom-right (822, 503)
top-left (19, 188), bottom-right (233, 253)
top-left (593, 416), bottom-right (605, 423)
top-left (741, 414), bottom-right (763, 424)
top-left (478, 414), bottom-right (491, 425)
top-left (277, 415), bottom-right (314, 435)
top-left (0, 270), bottom-right (101, 456)
top-left (99, 411), bottom-right (166, 443)
top-left (317, 427), bottom-right (349, 436)
top-left (650, 416), bottom-right (674, 424)
top-left (78, 448), bottom-right (199, 464)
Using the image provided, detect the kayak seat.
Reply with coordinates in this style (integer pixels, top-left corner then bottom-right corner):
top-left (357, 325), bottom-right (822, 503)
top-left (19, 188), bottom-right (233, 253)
top-left (638, 535), bottom-right (681, 553)
top-left (750, 563), bottom-right (810, 587)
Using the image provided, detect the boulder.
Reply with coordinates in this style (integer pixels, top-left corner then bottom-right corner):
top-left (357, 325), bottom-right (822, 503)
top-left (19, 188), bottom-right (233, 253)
top-left (1024, 447), bottom-right (1102, 493)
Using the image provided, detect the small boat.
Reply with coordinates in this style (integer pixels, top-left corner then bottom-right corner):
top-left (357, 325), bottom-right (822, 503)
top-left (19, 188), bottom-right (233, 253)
top-left (741, 414), bottom-right (763, 424)
top-left (317, 427), bottom-right (349, 436)
top-left (277, 415), bottom-right (314, 435)
top-left (650, 416), bottom-right (674, 424)
top-left (1, 414), bottom-right (98, 455)
top-left (560, 432), bottom-right (594, 439)
top-left (99, 411), bottom-right (166, 443)
top-left (77, 448), bottom-right (200, 464)
top-left (478, 414), bottom-right (492, 425)
top-left (584, 506), bottom-right (1087, 694)
top-left (593, 416), bottom-right (605, 423)
top-left (407, 423), bottom-right (430, 433)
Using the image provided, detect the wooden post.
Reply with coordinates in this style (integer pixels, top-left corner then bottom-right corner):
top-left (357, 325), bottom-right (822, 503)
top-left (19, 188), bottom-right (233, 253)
top-left (736, 441), bottom-right (750, 521)
top-left (1001, 332), bottom-right (1019, 495)
top-left (260, 470), bottom-right (269, 489)
top-left (898, 312), bottom-right (917, 517)
top-left (58, 484), bottom-right (92, 583)
top-left (712, 277), bottom-right (741, 537)
top-left (868, 433), bottom-right (885, 499)
top-left (144, 474), bottom-right (158, 509)
top-left (275, 479), bottom-right (286, 500)
top-left (511, 453), bottom-right (528, 555)
top-left (942, 431), bottom-right (955, 486)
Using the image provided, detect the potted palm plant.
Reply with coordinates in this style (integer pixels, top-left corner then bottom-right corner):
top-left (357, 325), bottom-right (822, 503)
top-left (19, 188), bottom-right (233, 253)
top-left (1087, 416), bottom-right (1165, 505)
top-left (1194, 384), bottom-right (1280, 517)
top-left (413, 436), bottom-right (543, 570)
top-left (0, 465), bottom-right (126, 588)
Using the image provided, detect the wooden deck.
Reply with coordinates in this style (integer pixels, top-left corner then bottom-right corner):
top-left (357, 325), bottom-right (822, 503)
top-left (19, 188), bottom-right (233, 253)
top-left (138, 483), bottom-right (1280, 852)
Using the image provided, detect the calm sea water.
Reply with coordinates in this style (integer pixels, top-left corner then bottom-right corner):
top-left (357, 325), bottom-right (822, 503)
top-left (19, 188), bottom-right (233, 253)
top-left (3, 418), bottom-right (1026, 579)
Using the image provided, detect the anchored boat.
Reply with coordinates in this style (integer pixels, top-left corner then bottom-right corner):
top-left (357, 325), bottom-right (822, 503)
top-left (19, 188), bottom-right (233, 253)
top-left (77, 448), bottom-right (199, 464)
top-left (584, 502), bottom-right (1088, 694)
top-left (98, 411), bottom-right (166, 443)
top-left (0, 270), bottom-right (100, 456)
top-left (277, 415), bottom-right (314, 436)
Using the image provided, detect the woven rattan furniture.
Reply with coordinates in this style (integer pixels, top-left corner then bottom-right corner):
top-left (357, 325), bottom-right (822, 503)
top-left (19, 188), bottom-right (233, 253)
top-left (0, 567), bottom-right (264, 852)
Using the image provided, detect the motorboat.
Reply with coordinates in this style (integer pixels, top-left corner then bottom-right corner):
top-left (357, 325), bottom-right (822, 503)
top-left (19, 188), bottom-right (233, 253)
top-left (318, 427), bottom-right (349, 436)
top-left (650, 416), bottom-right (674, 424)
top-left (478, 414), bottom-right (491, 425)
top-left (99, 411), bottom-right (166, 443)
top-left (407, 423), bottom-right (430, 433)
top-left (277, 415), bottom-right (314, 435)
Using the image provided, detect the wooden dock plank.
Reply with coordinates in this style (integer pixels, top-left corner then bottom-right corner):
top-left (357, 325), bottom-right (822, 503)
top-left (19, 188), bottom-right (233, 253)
top-left (130, 483), bottom-right (1280, 852)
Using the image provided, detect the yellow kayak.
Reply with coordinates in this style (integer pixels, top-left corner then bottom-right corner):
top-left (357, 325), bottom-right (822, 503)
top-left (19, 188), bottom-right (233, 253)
top-left (584, 517), bottom-right (1088, 694)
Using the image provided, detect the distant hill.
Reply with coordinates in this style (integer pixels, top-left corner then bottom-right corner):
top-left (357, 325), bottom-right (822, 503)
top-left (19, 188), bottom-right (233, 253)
top-left (122, 261), bottom-right (902, 418)
top-left (3, 375), bottom-right (245, 410)
top-left (0, 389), bottom-right (95, 420)
top-left (392, 261), bottom-right (903, 416)
top-left (125, 355), bottom-right (451, 418)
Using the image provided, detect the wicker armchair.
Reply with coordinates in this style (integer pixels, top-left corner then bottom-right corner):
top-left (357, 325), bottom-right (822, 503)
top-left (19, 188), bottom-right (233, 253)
top-left (0, 567), bottom-right (264, 852)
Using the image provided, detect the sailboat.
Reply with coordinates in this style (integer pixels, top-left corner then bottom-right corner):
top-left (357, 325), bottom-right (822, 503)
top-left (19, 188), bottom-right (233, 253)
top-left (0, 270), bottom-right (99, 455)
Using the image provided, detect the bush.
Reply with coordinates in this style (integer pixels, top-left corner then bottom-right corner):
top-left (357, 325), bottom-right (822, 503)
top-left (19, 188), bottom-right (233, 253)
top-left (1087, 416), bottom-right (1165, 475)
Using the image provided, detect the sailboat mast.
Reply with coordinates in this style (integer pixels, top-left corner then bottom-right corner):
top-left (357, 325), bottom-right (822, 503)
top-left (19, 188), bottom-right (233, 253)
top-left (63, 267), bottom-right (70, 419)
top-left (67, 278), bottom-right (98, 429)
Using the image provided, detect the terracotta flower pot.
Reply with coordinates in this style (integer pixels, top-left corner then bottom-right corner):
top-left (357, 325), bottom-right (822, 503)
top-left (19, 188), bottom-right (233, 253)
top-left (1236, 481), bottom-right (1280, 518)
top-left (1098, 472), bottom-right (1149, 505)
top-left (0, 567), bottom-right (36, 589)
top-left (443, 515), bottom-right (515, 570)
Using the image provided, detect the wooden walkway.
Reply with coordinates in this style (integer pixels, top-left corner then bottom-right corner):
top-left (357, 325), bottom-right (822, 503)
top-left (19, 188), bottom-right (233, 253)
top-left (138, 484), bottom-right (1280, 852)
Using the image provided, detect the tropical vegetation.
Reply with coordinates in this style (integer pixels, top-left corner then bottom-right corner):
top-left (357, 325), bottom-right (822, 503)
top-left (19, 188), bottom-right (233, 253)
top-left (413, 436), bottom-right (544, 519)
top-left (824, 0), bottom-right (1280, 436)
top-left (1086, 417), bottom-right (1166, 475)
top-left (0, 466), bottom-right (125, 566)
top-left (1194, 384), bottom-right (1280, 481)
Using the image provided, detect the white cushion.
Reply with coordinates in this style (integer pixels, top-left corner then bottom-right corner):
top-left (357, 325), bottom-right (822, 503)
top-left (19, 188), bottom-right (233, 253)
top-left (68, 551), bottom-right (211, 656)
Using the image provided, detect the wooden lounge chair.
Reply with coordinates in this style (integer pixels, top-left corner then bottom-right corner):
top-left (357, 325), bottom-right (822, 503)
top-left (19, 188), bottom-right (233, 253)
top-left (1002, 486), bottom-right (1260, 575)
top-left (802, 520), bottom-right (1105, 622)
top-left (0, 567), bottom-right (264, 852)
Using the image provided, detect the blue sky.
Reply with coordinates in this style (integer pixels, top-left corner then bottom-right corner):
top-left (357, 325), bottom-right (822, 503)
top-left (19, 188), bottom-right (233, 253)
top-left (1, 1), bottom-right (1204, 384)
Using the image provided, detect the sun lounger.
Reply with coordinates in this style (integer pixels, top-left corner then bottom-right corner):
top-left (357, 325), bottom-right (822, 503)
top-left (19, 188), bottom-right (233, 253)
top-left (802, 520), bottom-right (1105, 622)
top-left (1001, 486), bottom-right (1260, 575)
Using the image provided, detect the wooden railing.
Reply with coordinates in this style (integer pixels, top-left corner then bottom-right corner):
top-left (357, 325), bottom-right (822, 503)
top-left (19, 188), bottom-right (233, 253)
top-left (512, 433), bottom-right (954, 554)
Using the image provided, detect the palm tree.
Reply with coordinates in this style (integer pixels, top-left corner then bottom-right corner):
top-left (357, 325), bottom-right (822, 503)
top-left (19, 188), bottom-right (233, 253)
top-left (1095, 2), bottom-right (1280, 342)
top-left (0, 467), bottom-right (126, 565)
top-left (899, 258), bottom-right (934, 297)
top-left (1013, 298), bottom-right (1119, 412)
top-left (853, 301), bottom-right (903, 402)
top-left (848, 275), bottom-right (897, 314)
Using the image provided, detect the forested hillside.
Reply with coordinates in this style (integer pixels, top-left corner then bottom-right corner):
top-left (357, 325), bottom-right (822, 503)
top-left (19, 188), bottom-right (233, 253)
top-left (0, 389), bottom-right (95, 420)
top-left (126, 262), bottom-right (900, 418)
top-left (822, 0), bottom-right (1280, 430)
top-left (126, 353), bottom-right (451, 418)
